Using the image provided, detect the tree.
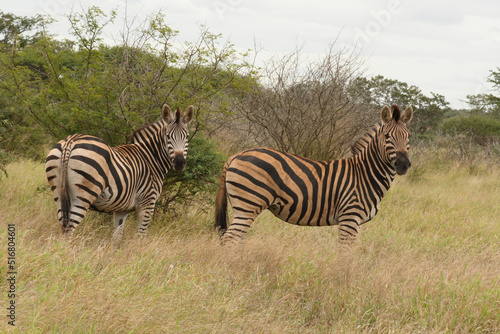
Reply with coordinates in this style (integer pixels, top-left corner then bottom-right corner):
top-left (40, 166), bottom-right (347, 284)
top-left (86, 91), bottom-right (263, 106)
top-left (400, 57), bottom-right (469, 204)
top-left (0, 7), bottom-right (256, 147)
top-left (442, 68), bottom-right (500, 147)
top-left (352, 75), bottom-right (450, 134)
top-left (466, 68), bottom-right (500, 118)
top-left (0, 11), bottom-right (45, 47)
top-left (0, 11), bottom-right (49, 159)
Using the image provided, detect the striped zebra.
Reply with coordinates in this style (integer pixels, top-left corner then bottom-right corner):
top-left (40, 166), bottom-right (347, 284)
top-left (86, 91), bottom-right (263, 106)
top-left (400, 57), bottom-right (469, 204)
top-left (215, 105), bottom-right (413, 246)
top-left (45, 104), bottom-right (194, 243)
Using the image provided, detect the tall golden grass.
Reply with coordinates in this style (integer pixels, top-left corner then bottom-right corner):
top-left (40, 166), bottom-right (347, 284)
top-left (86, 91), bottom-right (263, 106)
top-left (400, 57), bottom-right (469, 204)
top-left (1, 158), bottom-right (499, 333)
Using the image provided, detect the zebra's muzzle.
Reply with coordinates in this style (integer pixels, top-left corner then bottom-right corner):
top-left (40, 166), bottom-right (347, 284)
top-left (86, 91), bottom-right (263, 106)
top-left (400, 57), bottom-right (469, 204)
top-left (173, 152), bottom-right (187, 172)
top-left (394, 151), bottom-right (411, 175)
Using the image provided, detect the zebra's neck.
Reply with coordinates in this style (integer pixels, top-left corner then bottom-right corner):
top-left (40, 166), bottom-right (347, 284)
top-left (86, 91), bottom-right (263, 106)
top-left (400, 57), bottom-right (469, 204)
top-left (132, 121), bottom-right (172, 177)
top-left (356, 130), bottom-right (396, 195)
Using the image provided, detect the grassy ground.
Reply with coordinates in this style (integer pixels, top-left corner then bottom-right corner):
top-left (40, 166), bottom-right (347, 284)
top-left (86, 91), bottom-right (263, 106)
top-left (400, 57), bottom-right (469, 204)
top-left (0, 159), bottom-right (499, 333)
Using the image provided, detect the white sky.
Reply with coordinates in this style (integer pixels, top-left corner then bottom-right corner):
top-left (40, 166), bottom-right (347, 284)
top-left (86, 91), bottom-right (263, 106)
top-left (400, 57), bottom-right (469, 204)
top-left (3, 0), bottom-right (500, 109)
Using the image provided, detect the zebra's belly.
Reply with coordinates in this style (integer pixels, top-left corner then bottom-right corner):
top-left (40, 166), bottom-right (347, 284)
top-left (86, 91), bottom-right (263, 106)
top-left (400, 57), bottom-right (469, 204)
top-left (91, 188), bottom-right (136, 213)
top-left (268, 201), bottom-right (340, 226)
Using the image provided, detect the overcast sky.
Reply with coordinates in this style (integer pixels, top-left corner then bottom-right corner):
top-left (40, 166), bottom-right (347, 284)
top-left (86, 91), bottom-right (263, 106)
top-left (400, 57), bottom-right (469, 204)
top-left (3, 0), bottom-right (500, 109)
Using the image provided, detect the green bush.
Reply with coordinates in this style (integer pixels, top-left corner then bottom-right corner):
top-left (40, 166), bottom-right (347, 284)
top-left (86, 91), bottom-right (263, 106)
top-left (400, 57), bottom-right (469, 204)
top-left (156, 135), bottom-right (226, 213)
top-left (441, 114), bottom-right (500, 145)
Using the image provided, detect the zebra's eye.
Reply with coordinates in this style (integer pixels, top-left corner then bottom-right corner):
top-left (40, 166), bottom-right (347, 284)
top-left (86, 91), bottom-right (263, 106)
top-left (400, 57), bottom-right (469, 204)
top-left (384, 133), bottom-right (390, 139)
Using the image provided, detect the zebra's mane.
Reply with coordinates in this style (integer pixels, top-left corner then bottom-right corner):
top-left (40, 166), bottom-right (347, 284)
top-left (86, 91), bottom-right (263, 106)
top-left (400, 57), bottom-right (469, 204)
top-left (350, 121), bottom-right (383, 156)
top-left (131, 119), bottom-right (164, 144)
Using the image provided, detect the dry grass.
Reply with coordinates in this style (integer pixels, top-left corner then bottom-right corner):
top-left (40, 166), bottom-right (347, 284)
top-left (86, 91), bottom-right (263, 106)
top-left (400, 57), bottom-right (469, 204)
top-left (0, 159), bottom-right (499, 333)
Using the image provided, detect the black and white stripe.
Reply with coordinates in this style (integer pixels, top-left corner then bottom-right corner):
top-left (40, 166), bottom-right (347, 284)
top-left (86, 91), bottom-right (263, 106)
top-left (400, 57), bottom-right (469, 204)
top-left (46, 104), bottom-right (194, 242)
top-left (215, 105), bottom-right (413, 246)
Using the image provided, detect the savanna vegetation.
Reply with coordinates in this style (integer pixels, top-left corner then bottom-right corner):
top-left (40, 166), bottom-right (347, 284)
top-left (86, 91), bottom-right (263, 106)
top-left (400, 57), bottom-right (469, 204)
top-left (1, 6), bottom-right (499, 333)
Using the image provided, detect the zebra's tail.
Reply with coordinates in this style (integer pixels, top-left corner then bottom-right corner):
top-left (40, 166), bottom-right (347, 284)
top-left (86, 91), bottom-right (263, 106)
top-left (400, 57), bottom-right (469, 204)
top-left (214, 159), bottom-right (230, 236)
top-left (59, 140), bottom-right (73, 234)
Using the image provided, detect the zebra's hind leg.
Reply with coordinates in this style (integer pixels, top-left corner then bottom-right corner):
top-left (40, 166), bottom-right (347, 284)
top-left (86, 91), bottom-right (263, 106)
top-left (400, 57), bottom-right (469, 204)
top-left (60, 200), bottom-right (93, 237)
top-left (55, 207), bottom-right (73, 237)
top-left (221, 217), bottom-right (257, 246)
top-left (112, 212), bottom-right (129, 246)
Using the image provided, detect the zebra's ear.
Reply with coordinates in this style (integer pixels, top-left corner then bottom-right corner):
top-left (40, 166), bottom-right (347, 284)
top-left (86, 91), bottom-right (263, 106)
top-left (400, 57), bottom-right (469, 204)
top-left (380, 105), bottom-right (392, 124)
top-left (162, 104), bottom-right (174, 122)
top-left (391, 105), bottom-right (401, 122)
top-left (182, 105), bottom-right (194, 124)
top-left (400, 106), bottom-right (413, 124)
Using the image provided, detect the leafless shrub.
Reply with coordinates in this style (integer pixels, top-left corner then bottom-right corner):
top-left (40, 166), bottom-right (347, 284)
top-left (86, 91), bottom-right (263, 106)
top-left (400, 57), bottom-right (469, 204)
top-left (228, 44), bottom-right (374, 160)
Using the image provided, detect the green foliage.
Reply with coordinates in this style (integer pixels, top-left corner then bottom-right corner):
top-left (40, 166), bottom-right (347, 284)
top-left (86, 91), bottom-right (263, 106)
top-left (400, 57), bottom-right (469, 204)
top-left (68, 6), bottom-right (116, 52)
top-left (0, 7), bottom-right (255, 148)
top-left (0, 11), bottom-right (46, 47)
top-left (466, 67), bottom-right (500, 118)
top-left (353, 75), bottom-right (450, 134)
top-left (441, 114), bottom-right (500, 145)
top-left (0, 12), bottom-right (52, 160)
top-left (157, 136), bottom-right (226, 212)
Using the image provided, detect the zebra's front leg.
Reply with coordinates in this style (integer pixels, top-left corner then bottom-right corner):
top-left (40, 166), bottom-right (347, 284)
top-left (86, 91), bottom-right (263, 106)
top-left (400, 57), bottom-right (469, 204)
top-left (338, 215), bottom-right (362, 247)
top-left (136, 204), bottom-right (156, 237)
top-left (112, 212), bottom-right (129, 246)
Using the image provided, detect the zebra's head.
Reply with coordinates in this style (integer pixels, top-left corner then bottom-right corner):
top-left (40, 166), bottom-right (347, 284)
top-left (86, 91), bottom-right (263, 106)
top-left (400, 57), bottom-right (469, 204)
top-left (380, 104), bottom-right (413, 175)
top-left (162, 104), bottom-right (194, 172)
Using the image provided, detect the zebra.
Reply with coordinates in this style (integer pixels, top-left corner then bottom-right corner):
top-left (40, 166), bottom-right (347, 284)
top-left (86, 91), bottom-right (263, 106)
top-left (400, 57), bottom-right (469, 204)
top-left (215, 104), bottom-right (413, 246)
top-left (45, 104), bottom-right (194, 243)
